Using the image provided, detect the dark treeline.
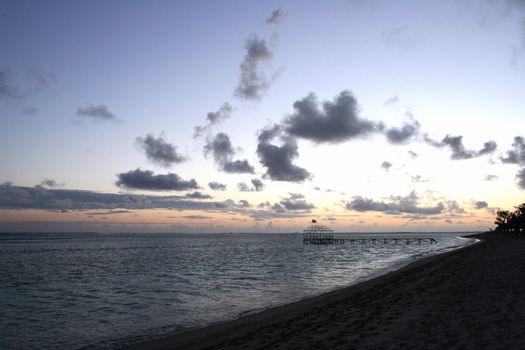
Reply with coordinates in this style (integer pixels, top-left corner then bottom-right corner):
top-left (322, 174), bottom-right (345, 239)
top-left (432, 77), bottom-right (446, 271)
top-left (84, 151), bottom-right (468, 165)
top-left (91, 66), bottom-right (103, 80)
top-left (494, 203), bottom-right (525, 232)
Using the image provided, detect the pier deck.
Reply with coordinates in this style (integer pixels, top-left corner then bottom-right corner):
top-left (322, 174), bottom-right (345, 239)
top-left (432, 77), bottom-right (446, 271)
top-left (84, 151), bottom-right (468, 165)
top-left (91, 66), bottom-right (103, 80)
top-left (303, 237), bottom-right (437, 245)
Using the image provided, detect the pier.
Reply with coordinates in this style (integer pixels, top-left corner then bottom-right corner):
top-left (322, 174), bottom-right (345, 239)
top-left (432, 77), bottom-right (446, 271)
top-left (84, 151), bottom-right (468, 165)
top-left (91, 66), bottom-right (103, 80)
top-left (302, 221), bottom-right (437, 245)
top-left (303, 237), bottom-right (438, 245)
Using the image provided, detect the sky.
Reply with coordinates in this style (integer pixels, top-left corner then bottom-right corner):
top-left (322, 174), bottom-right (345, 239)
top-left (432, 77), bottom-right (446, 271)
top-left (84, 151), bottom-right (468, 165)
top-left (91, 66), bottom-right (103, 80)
top-left (0, 0), bottom-right (524, 233)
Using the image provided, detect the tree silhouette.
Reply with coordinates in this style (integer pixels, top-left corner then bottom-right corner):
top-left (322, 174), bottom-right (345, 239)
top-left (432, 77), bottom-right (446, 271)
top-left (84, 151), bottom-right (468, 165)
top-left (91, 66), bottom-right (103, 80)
top-left (494, 203), bottom-right (525, 232)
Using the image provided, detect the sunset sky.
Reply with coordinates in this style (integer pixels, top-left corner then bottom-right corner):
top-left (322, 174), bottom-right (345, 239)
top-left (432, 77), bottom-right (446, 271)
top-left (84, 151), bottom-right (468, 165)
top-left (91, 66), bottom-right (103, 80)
top-left (1, 0), bottom-right (524, 233)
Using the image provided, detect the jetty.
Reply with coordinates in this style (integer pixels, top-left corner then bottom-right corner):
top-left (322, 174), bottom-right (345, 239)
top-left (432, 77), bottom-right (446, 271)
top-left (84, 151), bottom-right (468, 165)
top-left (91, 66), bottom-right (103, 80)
top-left (302, 220), bottom-right (437, 245)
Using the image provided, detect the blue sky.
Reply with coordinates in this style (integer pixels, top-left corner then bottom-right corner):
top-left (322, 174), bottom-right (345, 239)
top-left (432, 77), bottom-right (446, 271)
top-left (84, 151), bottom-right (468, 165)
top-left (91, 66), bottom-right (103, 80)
top-left (1, 0), bottom-right (524, 232)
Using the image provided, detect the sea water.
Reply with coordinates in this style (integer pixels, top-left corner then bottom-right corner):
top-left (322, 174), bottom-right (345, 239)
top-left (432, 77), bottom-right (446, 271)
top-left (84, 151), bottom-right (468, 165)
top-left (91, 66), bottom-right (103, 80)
top-left (0, 232), bottom-right (477, 349)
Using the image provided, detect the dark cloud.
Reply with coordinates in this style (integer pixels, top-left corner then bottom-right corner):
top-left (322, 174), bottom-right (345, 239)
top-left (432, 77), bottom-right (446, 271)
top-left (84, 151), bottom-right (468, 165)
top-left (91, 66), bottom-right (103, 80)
top-left (239, 199), bottom-right (251, 208)
top-left (279, 193), bottom-right (314, 211)
top-left (501, 136), bottom-right (525, 164)
top-left (385, 120), bottom-right (420, 144)
top-left (222, 160), bottom-right (255, 174)
top-left (257, 127), bottom-right (312, 182)
top-left (258, 123), bottom-right (283, 143)
top-left (284, 91), bottom-right (381, 143)
top-left (234, 34), bottom-right (274, 101)
top-left (136, 134), bottom-right (186, 167)
top-left (88, 210), bottom-right (132, 216)
top-left (208, 182), bottom-right (227, 191)
top-left (40, 179), bottom-right (64, 188)
top-left (424, 134), bottom-right (497, 160)
top-left (381, 161), bottom-right (392, 171)
top-left (116, 168), bottom-right (198, 191)
top-left (203, 133), bottom-right (255, 173)
top-left (0, 184), bottom-right (313, 222)
top-left (477, 141), bottom-right (498, 156)
top-left (517, 167), bottom-right (525, 189)
top-left (474, 201), bottom-right (488, 209)
top-left (265, 9), bottom-right (288, 25)
top-left (251, 178), bottom-right (264, 192)
top-left (236, 179), bottom-right (265, 192)
top-left (204, 132), bottom-right (235, 164)
top-left (185, 191), bottom-right (212, 199)
top-left (76, 104), bottom-right (117, 122)
top-left (182, 215), bottom-right (212, 220)
top-left (346, 191), bottom-right (445, 215)
top-left (194, 103), bottom-right (233, 138)
top-left (0, 183), bottom-right (210, 211)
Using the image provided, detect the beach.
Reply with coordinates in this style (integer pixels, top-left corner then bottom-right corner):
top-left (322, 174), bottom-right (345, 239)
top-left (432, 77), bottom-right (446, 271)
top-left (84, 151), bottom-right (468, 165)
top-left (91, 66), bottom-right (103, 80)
top-left (123, 232), bottom-right (525, 349)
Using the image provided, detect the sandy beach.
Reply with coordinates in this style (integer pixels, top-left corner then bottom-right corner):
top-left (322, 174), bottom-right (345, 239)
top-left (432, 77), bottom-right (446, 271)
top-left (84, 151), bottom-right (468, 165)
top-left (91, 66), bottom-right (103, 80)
top-left (123, 232), bottom-right (525, 349)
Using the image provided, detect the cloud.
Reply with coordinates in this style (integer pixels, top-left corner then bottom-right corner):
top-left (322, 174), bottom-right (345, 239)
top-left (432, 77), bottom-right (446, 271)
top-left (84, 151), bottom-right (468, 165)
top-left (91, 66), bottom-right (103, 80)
top-left (116, 168), bottom-right (198, 191)
top-left (203, 133), bottom-right (255, 173)
top-left (236, 179), bottom-right (265, 192)
top-left (222, 160), bottom-right (255, 174)
top-left (239, 199), bottom-right (251, 208)
top-left (237, 182), bottom-right (251, 192)
top-left (346, 191), bottom-right (445, 215)
top-left (204, 132), bottom-right (235, 164)
top-left (408, 150), bottom-right (418, 159)
top-left (384, 120), bottom-right (420, 144)
top-left (474, 200), bottom-right (488, 209)
top-left (383, 95), bottom-right (400, 106)
top-left (181, 215), bottom-right (212, 220)
top-left (76, 104), bottom-right (118, 122)
top-left (208, 182), bottom-right (227, 191)
top-left (257, 126), bottom-right (311, 182)
top-left (501, 136), bottom-right (525, 164)
top-left (410, 175), bottom-right (428, 183)
top-left (251, 178), bottom-right (264, 191)
top-left (21, 106), bottom-right (37, 115)
top-left (136, 134), bottom-right (186, 167)
top-left (266, 9), bottom-right (288, 25)
top-left (185, 191), bottom-right (212, 199)
top-left (88, 210), bottom-right (133, 216)
top-left (234, 34), bottom-right (274, 101)
top-left (484, 174), bottom-right (499, 181)
top-left (424, 134), bottom-right (497, 160)
top-left (0, 70), bottom-right (17, 98)
top-left (194, 103), bottom-right (233, 138)
top-left (284, 90), bottom-right (382, 143)
top-left (517, 167), bottom-right (525, 189)
top-left (381, 27), bottom-right (419, 50)
top-left (0, 183), bottom-right (209, 211)
top-left (40, 179), bottom-right (64, 188)
top-left (279, 193), bottom-right (315, 211)
top-left (381, 161), bottom-right (392, 171)
top-left (0, 184), bottom-right (314, 222)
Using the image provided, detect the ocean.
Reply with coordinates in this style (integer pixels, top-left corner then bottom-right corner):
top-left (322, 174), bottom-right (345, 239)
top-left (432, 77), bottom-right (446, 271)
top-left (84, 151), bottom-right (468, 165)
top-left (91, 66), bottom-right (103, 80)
top-left (0, 232), bottom-right (477, 349)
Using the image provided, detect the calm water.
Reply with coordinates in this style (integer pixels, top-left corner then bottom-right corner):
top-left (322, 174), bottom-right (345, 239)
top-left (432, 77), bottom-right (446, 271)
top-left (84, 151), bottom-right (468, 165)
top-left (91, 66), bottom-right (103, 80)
top-left (0, 232), bottom-right (477, 349)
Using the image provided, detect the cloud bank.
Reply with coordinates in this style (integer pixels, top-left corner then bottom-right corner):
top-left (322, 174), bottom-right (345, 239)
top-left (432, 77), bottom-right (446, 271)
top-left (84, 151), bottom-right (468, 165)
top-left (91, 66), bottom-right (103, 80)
top-left (116, 168), bottom-right (198, 191)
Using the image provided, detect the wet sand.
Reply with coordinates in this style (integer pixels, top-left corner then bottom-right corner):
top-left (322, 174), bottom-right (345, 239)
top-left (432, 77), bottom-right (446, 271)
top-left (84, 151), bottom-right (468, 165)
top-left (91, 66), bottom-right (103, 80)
top-left (124, 232), bottom-right (525, 349)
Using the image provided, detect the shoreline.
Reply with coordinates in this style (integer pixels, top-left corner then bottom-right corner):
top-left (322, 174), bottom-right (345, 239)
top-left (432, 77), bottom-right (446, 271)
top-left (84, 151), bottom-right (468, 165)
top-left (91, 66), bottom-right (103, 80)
top-left (120, 232), bottom-right (513, 350)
